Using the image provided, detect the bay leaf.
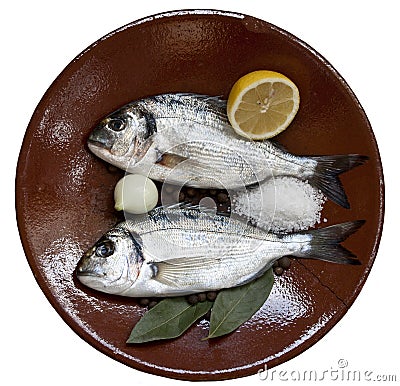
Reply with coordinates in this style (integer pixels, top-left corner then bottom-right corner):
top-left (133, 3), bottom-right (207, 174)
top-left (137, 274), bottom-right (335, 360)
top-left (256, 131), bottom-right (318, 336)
top-left (206, 268), bottom-right (274, 339)
top-left (127, 297), bottom-right (212, 344)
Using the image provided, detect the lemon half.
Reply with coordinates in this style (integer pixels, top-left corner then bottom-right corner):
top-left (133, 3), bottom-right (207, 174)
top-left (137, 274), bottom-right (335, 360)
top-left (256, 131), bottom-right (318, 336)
top-left (227, 70), bottom-right (300, 140)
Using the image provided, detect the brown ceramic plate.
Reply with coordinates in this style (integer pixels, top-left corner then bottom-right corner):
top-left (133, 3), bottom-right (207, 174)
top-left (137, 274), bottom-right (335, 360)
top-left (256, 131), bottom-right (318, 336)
top-left (16, 10), bottom-right (383, 381)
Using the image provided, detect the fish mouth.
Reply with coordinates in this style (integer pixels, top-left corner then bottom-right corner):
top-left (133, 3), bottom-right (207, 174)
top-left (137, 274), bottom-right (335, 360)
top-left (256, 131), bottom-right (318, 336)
top-left (76, 265), bottom-right (102, 278)
top-left (76, 271), bottom-right (107, 292)
top-left (88, 139), bottom-right (107, 153)
top-left (87, 139), bottom-right (120, 163)
top-left (76, 255), bottom-right (105, 279)
top-left (87, 123), bottom-right (116, 150)
top-left (88, 134), bottom-right (110, 150)
top-left (76, 265), bottom-right (109, 291)
top-left (76, 269), bottom-right (97, 277)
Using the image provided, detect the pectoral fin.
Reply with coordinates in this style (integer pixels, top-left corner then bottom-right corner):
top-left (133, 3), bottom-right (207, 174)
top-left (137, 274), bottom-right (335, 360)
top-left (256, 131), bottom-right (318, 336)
top-left (156, 152), bottom-right (188, 168)
top-left (152, 256), bottom-right (220, 287)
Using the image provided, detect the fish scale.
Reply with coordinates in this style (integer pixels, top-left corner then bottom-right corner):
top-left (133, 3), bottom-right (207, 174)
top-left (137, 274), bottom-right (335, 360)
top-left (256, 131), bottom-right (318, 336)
top-left (88, 93), bottom-right (367, 208)
top-left (76, 205), bottom-right (364, 297)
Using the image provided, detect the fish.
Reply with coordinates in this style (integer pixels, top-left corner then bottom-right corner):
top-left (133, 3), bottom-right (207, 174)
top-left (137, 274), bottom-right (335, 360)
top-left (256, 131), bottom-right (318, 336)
top-left (76, 205), bottom-right (364, 297)
top-left (88, 93), bottom-right (368, 208)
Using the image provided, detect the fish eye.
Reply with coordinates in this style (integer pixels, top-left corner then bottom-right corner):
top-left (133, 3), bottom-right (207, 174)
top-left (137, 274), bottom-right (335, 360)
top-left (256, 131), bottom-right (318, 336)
top-left (108, 118), bottom-right (126, 132)
top-left (95, 240), bottom-right (115, 258)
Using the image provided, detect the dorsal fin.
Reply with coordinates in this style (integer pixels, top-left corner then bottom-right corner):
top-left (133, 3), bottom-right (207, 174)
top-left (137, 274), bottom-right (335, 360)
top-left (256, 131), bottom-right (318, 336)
top-left (172, 93), bottom-right (228, 116)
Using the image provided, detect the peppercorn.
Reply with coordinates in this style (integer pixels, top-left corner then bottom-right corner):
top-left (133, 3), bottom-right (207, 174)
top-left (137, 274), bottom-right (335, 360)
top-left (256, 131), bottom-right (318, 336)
top-left (217, 192), bottom-right (229, 203)
top-left (186, 188), bottom-right (196, 197)
top-left (148, 300), bottom-right (158, 309)
top-left (187, 294), bottom-right (199, 305)
top-left (206, 291), bottom-right (217, 301)
top-left (279, 256), bottom-right (291, 270)
top-left (138, 298), bottom-right (150, 307)
top-left (198, 293), bottom-right (207, 302)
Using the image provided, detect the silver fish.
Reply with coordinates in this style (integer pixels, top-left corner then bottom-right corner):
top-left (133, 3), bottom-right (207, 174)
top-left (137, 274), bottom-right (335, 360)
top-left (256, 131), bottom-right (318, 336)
top-left (76, 205), bottom-right (363, 297)
top-left (88, 93), bottom-right (367, 208)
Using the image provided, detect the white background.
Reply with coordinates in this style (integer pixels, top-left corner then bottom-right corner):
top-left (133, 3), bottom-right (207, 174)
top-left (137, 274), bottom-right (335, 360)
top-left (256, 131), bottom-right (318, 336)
top-left (3, 1), bottom-right (399, 385)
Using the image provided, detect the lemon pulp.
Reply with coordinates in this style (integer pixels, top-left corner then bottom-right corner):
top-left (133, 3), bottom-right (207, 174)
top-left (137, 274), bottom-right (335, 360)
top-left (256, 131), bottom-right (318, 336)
top-left (227, 70), bottom-right (300, 140)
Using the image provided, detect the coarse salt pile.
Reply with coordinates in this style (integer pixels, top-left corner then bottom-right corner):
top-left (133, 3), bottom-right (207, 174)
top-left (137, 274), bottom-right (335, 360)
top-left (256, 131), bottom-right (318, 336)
top-left (231, 177), bottom-right (326, 233)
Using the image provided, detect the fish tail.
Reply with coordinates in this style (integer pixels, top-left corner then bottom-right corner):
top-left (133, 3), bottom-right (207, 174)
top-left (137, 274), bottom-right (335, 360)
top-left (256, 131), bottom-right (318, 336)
top-left (296, 220), bottom-right (365, 264)
top-left (309, 154), bottom-right (368, 208)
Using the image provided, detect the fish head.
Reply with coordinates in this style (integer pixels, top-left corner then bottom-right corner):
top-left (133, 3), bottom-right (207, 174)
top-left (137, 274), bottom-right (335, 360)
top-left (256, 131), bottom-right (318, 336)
top-left (88, 104), bottom-right (154, 168)
top-left (76, 226), bottom-right (143, 295)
